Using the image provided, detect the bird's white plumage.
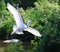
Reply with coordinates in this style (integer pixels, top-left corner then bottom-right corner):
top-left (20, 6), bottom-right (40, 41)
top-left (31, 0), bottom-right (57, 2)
top-left (7, 3), bottom-right (26, 28)
top-left (7, 3), bottom-right (42, 37)
top-left (3, 40), bottom-right (12, 43)
top-left (3, 39), bottom-right (19, 43)
top-left (24, 27), bottom-right (42, 37)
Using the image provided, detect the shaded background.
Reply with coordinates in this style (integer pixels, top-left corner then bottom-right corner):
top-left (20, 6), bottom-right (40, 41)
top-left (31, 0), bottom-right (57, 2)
top-left (0, 0), bottom-right (60, 52)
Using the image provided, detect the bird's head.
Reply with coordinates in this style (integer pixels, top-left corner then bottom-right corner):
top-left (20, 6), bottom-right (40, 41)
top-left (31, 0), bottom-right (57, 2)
top-left (27, 20), bottom-right (32, 27)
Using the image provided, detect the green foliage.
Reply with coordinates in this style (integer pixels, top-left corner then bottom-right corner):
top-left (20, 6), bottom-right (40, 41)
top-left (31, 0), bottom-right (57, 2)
top-left (19, 0), bottom-right (60, 52)
top-left (33, 0), bottom-right (60, 52)
top-left (0, 0), bottom-right (60, 52)
top-left (0, 0), bottom-right (15, 39)
top-left (6, 42), bottom-right (25, 52)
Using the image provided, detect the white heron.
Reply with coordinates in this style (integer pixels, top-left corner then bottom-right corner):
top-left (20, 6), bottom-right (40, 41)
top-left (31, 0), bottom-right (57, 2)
top-left (7, 3), bottom-right (42, 37)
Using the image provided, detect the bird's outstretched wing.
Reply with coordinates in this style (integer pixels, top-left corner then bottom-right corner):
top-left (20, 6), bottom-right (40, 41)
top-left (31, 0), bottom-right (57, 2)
top-left (24, 27), bottom-right (42, 37)
top-left (7, 3), bottom-right (23, 27)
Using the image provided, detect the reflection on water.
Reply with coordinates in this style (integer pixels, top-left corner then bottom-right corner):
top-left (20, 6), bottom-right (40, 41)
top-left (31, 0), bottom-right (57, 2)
top-left (0, 32), bottom-right (35, 52)
top-left (0, 47), bottom-right (4, 52)
top-left (0, 41), bottom-right (7, 52)
top-left (0, 41), bottom-right (35, 52)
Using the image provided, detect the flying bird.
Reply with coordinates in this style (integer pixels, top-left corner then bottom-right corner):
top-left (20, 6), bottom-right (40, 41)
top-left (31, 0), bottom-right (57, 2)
top-left (7, 3), bottom-right (42, 37)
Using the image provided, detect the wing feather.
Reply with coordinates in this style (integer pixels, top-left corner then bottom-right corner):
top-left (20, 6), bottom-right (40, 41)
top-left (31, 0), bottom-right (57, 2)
top-left (24, 27), bottom-right (42, 37)
top-left (7, 3), bottom-right (23, 27)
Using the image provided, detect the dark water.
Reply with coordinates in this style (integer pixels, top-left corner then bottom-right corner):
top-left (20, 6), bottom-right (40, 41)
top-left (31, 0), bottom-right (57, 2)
top-left (0, 41), bottom-right (7, 52)
top-left (0, 41), bottom-right (35, 52)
